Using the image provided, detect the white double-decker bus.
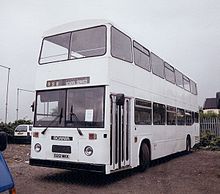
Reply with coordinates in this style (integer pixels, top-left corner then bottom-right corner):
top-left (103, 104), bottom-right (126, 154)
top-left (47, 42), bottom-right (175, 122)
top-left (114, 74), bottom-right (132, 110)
top-left (30, 20), bottom-right (199, 174)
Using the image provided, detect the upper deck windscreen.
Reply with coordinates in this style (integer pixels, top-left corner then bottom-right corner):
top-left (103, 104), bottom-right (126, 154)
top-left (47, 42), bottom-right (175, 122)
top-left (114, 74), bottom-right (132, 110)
top-left (39, 26), bottom-right (107, 64)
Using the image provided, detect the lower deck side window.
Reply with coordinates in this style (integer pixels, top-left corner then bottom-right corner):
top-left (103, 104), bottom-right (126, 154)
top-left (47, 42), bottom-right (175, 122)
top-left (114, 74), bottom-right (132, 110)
top-left (153, 103), bottom-right (165, 125)
top-left (134, 99), bottom-right (197, 127)
top-left (177, 108), bottom-right (185, 125)
top-left (194, 112), bottom-right (199, 123)
top-left (185, 111), bottom-right (192, 125)
top-left (167, 106), bottom-right (176, 125)
top-left (135, 99), bottom-right (152, 125)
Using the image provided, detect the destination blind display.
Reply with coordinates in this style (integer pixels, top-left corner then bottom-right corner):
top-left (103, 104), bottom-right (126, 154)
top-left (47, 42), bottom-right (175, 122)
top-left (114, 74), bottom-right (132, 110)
top-left (46, 76), bottom-right (90, 87)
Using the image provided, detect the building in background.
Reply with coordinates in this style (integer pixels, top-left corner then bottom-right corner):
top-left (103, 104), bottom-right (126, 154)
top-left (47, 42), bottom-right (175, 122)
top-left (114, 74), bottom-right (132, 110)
top-left (203, 92), bottom-right (220, 114)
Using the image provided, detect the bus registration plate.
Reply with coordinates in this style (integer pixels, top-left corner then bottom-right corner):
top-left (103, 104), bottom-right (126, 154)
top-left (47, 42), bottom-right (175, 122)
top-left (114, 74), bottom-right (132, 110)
top-left (54, 153), bottom-right (69, 159)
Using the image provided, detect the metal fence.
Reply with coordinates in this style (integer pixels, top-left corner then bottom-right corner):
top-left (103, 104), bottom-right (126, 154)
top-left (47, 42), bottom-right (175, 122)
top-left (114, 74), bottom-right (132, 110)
top-left (200, 118), bottom-right (220, 136)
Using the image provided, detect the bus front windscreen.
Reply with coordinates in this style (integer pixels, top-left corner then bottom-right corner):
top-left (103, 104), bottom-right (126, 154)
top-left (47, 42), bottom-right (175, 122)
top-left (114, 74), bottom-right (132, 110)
top-left (34, 87), bottom-right (105, 128)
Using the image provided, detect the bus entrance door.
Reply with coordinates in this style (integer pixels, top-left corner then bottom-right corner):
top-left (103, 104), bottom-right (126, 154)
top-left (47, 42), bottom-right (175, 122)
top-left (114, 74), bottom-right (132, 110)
top-left (110, 94), bottom-right (131, 171)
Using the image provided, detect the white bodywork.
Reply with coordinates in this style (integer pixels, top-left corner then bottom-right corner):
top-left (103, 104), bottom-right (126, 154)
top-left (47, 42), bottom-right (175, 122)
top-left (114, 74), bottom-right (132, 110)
top-left (31, 20), bottom-right (199, 174)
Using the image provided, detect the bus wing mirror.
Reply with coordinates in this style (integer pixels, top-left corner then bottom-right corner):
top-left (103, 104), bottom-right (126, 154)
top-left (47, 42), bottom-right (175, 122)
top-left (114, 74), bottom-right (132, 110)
top-left (31, 102), bottom-right (35, 112)
top-left (116, 94), bottom-right (125, 106)
top-left (0, 132), bottom-right (8, 151)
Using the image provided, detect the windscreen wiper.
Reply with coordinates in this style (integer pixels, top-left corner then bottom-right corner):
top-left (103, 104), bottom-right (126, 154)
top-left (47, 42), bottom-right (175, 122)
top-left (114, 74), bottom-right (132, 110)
top-left (41, 108), bottom-right (63, 135)
top-left (70, 105), bottom-right (83, 136)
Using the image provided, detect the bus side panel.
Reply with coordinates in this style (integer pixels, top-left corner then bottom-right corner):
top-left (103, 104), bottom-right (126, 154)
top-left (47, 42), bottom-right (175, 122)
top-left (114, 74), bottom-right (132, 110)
top-left (78, 131), bottom-right (110, 164)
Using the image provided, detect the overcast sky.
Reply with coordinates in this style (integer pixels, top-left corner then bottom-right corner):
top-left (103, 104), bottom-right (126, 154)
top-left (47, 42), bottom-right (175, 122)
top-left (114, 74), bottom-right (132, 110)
top-left (0, 0), bottom-right (219, 122)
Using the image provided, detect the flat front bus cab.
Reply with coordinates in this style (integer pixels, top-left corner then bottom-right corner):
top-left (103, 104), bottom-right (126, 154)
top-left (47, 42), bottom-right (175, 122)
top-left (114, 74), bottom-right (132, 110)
top-left (30, 20), bottom-right (199, 174)
top-left (0, 132), bottom-right (16, 194)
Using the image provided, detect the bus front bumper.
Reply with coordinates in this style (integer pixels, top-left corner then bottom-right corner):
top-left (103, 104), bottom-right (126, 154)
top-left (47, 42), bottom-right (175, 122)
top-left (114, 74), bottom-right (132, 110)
top-left (29, 158), bottom-right (105, 173)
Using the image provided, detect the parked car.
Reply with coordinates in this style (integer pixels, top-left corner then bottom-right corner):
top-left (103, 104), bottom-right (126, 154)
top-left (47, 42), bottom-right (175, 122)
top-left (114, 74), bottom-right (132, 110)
top-left (14, 125), bottom-right (32, 144)
top-left (0, 131), bottom-right (16, 194)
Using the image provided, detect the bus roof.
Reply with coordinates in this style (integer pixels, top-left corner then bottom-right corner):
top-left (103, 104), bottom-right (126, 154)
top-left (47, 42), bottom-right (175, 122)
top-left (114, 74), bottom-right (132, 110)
top-left (43, 19), bottom-right (112, 37)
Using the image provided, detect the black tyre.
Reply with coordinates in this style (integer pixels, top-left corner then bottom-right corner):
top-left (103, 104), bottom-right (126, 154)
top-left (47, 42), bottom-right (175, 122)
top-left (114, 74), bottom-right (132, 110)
top-left (0, 132), bottom-right (8, 151)
top-left (186, 137), bottom-right (191, 153)
top-left (139, 143), bottom-right (150, 172)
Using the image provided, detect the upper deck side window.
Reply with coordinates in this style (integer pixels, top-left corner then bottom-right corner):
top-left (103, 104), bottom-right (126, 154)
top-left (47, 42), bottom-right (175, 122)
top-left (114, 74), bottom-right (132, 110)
top-left (190, 79), bottom-right (197, 95)
top-left (151, 53), bottom-right (164, 79)
top-left (164, 62), bottom-right (175, 84)
top-left (183, 75), bottom-right (191, 92)
top-left (133, 41), bottom-right (151, 71)
top-left (175, 69), bottom-right (183, 88)
top-left (39, 25), bottom-right (107, 64)
top-left (111, 26), bottom-right (133, 63)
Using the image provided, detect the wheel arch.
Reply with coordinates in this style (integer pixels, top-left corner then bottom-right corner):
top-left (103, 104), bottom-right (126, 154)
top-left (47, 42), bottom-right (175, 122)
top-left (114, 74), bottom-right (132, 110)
top-left (138, 138), bottom-right (152, 162)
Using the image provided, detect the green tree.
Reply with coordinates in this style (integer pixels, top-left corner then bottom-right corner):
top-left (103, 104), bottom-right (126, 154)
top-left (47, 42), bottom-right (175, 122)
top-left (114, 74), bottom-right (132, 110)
top-left (200, 112), bottom-right (220, 119)
top-left (0, 119), bottom-right (32, 136)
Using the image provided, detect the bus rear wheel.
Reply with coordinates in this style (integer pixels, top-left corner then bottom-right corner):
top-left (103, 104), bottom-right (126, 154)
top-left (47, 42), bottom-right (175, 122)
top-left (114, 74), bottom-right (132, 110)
top-left (186, 136), bottom-right (191, 153)
top-left (138, 143), bottom-right (150, 172)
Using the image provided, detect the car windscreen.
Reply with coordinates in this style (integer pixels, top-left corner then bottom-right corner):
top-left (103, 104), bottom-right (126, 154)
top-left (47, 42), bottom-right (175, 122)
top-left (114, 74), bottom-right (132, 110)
top-left (15, 126), bottom-right (27, 132)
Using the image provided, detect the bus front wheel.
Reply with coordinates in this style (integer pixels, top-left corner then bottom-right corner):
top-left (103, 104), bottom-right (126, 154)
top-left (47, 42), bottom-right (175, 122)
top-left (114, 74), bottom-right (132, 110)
top-left (138, 143), bottom-right (150, 172)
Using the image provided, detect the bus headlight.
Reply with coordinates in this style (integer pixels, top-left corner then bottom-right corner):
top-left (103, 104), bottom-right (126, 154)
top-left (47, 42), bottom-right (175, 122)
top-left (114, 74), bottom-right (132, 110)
top-left (34, 143), bottom-right (41, 152)
top-left (84, 146), bottom-right (93, 156)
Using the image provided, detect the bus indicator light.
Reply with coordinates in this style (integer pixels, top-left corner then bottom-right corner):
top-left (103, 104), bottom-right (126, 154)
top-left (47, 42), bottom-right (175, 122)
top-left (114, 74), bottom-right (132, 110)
top-left (33, 132), bottom-right (39, 138)
top-left (89, 133), bottom-right (97, 140)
